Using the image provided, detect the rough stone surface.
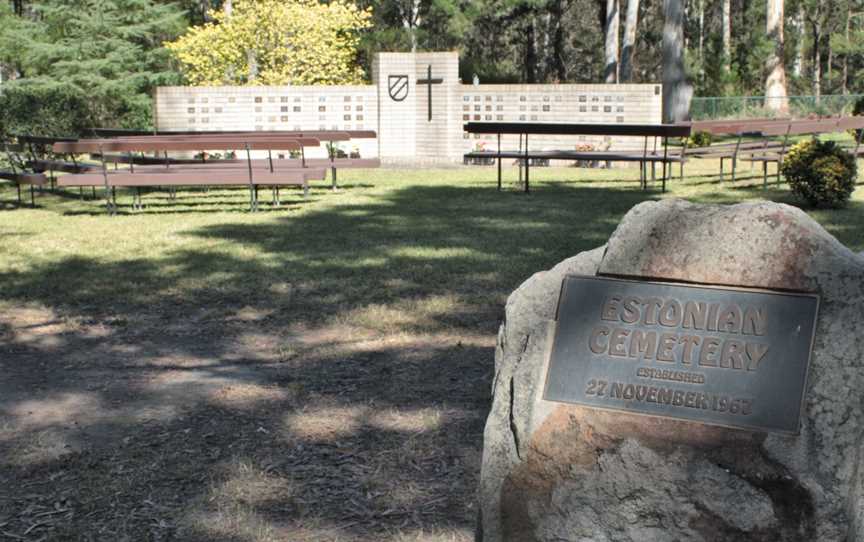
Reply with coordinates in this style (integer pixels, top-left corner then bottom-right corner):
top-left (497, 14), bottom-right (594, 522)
top-left (479, 199), bottom-right (864, 542)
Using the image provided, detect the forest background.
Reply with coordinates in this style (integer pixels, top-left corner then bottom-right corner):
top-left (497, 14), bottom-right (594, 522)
top-left (0, 0), bottom-right (861, 132)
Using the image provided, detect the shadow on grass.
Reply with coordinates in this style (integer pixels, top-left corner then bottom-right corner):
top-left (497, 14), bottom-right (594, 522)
top-left (2, 177), bottom-right (858, 540)
top-left (0, 181), bottom-right (655, 540)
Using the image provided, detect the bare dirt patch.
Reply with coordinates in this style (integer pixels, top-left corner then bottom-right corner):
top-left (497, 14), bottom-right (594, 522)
top-left (0, 305), bottom-right (491, 541)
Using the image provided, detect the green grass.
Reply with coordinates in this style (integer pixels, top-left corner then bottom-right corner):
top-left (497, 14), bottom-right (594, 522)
top-left (0, 160), bottom-right (862, 541)
top-left (0, 161), bottom-right (862, 336)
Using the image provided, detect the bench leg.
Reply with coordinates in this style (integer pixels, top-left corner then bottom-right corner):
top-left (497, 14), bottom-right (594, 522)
top-left (92, 187), bottom-right (96, 199)
top-left (662, 164), bottom-right (667, 193)
top-left (680, 162), bottom-right (684, 183)
top-left (331, 167), bottom-right (337, 191)
top-left (497, 156), bottom-right (502, 191)
top-left (249, 185), bottom-right (259, 212)
top-left (303, 184), bottom-right (309, 199)
top-left (16, 183), bottom-right (22, 205)
top-left (731, 157), bottom-right (738, 182)
top-left (720, 157), bottom-right (724, 181)
top-left (30, 185), bottom-right (35, 207)
top-left (79, 187), bottom-right (83, 200)
top-left (763, 162), bottom-right (768, 189)
top-left (105, 187), bottom-right (116, 216)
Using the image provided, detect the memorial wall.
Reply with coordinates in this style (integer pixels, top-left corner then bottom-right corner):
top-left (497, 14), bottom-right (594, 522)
top-left (155, 52), bottom-right (663, 164)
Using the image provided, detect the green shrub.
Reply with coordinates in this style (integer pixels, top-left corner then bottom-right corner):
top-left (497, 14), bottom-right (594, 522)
top-left (685, 131), bottom-right (712, 148)
top-left (781, 139), bottom-right (857, 208)
top-left (850, 96), bottom-right (864, 140)
top-left (0, 85), bottom-right (94, 138)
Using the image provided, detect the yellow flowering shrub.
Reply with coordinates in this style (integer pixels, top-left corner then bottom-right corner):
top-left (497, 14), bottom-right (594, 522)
top-left (165, 0), bottom-right (372, 86)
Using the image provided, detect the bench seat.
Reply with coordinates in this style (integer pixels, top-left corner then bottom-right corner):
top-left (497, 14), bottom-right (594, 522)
top-left (129, 157), bottom-right (382, 172)
top-left (304, 157), bottom-right (381, 168)
top-left (463, 150), bottom-right (687, 163)
top-left (0, 170), bottom-right (48, 206)
top-left (28, 159), bottom-right (100, 174)
top-left (685, 141), bottom-right (784, 158)
top-left (0, 170), bottom-right (49, 185)
top-left (56, 168), bottom-right (326, 188)
top-left (739, 153), bottom-right (784, 162)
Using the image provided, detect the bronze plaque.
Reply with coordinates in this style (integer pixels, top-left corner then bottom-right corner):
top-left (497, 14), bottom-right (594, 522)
top-left (543, 276), bottom-right (820, 434)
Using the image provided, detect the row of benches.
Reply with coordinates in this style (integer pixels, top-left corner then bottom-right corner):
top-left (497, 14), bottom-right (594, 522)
top-left (689, 117), bottom-right (864, 185)
top-left (462, 117), bottom-right (864, 192)
top-left (1, 130), bottom-right (380, 212)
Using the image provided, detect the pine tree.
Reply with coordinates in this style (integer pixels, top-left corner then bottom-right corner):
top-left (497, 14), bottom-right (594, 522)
top-left (0, 0), bottom-right (186, 127)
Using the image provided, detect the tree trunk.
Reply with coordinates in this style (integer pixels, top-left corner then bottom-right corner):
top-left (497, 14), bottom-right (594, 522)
top-left (400, 0), bottom-right (421, 52)
top-left (552, 0), bottom-right (568, 82)
top-left (247, 50), bottom-right (258, 83)
top-left (697, 0), bottom-right (704, 58)
top-left (662, 0), bottom-right (692, 122)
top-left (794, 5), bottom-right (804, 77)
top-left (620, 0), bottom-right (640, 82)
top-left (604, 0), bottom-right (619, 83)
top-left (722, 0), bottom-right (731, 73)
top-left (812, 18), bottom-right (822, 99)
top-left (843, 2), bottom-right (850, 94)
top-left (765, 0), bottom-right (789, 113)
top-left (526, 18), bottom-right (537, 83)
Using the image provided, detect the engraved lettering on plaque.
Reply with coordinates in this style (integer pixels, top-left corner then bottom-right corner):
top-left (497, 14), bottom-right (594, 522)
top-left (543, 276), bottom-right (819, 434)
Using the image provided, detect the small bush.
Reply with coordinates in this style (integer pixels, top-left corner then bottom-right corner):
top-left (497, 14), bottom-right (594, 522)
top-left (686, 131), bottom-right (712, 148)
top-left (781, 139), bottom-right (857, 208)
top-left (0, 85), bottom-right (94, 137)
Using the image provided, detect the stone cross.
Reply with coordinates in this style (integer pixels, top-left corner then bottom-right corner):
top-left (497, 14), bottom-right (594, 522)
top-left (417, 64), bottom-right (443, 122)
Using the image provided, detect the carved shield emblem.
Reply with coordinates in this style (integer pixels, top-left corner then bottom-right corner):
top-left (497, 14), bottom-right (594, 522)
top-left (388, 75), bottom-right (409, 102)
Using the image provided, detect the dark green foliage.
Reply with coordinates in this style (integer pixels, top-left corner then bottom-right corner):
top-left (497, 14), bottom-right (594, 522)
top-left (685, 130), bottom-right (712, 148)
top-left (0, 0), bottom-right (186, 129)
top-left (0, 85), bottom-right (94, 137)
top-left (781, 139), bottom-right (858, 208)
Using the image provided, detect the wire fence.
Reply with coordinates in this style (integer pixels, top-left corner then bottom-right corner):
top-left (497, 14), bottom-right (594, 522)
top-left (690, 95), bottom-right (864, 120)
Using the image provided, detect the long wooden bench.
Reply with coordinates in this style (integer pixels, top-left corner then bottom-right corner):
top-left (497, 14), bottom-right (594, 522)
top-left (736, 118), bottom-right (862, 187)
top-left (463, 122), bottom-right (692, 192)
top-left (14, 135), bottom-right (97, 181)
top-left (0, 141), bottom-right (49, 206)
top-left (53, 136), bottom-right (327, 214)
top-left (0, 170), bottom-right (49, 206)
top-left (89, 130), bottom-right (380, 190)
top-left (686, 119), bottom-right (799, 181)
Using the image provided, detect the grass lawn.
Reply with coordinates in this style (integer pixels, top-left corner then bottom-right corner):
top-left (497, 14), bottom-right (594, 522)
top-left (0, 160), bottom-right (861, 541)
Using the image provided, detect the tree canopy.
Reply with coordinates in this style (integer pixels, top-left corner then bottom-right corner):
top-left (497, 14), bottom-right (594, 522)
top-left (0, 0), bottom-right (186, 128)
top-left (3, 0), bottom-right (864, 130)
top-left (165, 0), bottom-right (372, 86)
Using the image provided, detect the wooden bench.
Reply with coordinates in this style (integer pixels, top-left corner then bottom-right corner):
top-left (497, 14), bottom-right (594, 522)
top-left (686, 119), bottom-right (798, 181)
top-left (89, 130), bottom-right (380, 190)
top-left (53, 136), bottom-right (327, 214)
top-left (0, 140), bottom-right (51, 206)
top-left (15, 135), bottom-right (97, 180)
top-left (686, 118), bottom-right (864, 185)
top-left (737, 119), bottom-right (849, 187)
top-left (463, 122), bottom-right (692, 192)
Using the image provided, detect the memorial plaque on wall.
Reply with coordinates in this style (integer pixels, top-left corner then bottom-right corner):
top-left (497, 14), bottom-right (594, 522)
top-left (543, 275), bottom-right (820, 434)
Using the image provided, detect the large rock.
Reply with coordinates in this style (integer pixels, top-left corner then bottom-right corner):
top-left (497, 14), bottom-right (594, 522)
top-left (479, 199), bottom-right (864, 541)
